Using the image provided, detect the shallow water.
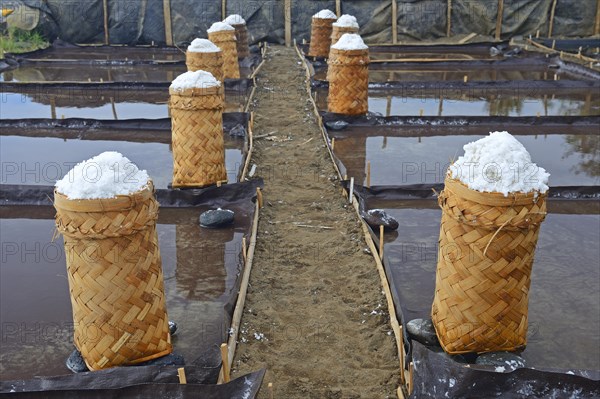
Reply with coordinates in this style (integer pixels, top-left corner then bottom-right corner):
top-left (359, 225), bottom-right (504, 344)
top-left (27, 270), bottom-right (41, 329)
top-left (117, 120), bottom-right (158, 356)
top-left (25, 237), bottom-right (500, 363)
top-left (381, 207), bottom-right (600, 371)
top-left (13, 47), bottom-right (186, 61)
top-left (0, 206), bottom-right (249, 380)
top-left (333, 133), bottom-right (600, 187)
top-left (0, 135), bottom-right (244, 188)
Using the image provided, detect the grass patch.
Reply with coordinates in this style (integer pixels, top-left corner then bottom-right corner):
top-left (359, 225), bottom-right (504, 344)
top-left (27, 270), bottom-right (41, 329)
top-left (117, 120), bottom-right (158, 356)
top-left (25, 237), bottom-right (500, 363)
top-left (0, 27), bottom-right (48, 56)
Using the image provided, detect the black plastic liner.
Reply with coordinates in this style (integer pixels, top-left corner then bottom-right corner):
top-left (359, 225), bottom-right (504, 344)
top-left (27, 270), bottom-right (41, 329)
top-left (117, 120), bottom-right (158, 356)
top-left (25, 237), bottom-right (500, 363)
top-left (0, 179), bottom-right (264, 208)
top-left (409, 342), bottom-right (599, 398)
top-left (0, 368), bottom-right (265, 398)
top-left (1, 79), bottom-right (253, 92)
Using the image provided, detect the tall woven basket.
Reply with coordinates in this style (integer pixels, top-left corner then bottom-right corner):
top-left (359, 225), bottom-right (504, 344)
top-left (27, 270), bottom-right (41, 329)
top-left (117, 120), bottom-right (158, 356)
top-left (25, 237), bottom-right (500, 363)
top-left (170, 85), bottom-right (227, 188)
top-left (186, 50), bottom-right (224, 82)
top-left (208, 30), bottom-right (240, 79)
top-left (54, 182), bottom-right (172, 371)
top-left (328, 47), bottom-right (369, 115)
top-left (308, 17), bottom-right (335, 57)
top-left (432, 177), bottom-right (548, 354)
top-left (230, 23), bottom-right (250, 59)
top-left (326, 26), bottom-right (359, 81)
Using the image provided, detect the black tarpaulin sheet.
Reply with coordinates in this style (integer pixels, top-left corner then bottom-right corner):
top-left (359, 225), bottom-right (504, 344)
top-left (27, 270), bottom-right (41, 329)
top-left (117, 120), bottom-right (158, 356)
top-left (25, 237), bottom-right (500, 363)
top-left (0, 369), bottom-right (266, 398)
top-left (340, 0), bottom-right (393, 43)
top-left (409, 342), bottom-right (599, 398)
top-left (227, 1), bottom-right (285, 45)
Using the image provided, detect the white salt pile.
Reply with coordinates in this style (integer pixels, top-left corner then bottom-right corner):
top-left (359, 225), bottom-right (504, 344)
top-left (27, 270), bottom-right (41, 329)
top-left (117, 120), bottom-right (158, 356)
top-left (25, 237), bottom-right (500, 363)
top-left (56, 152), bottom-right (149, 200)
top-left (313, 9), bottom-right (337, 19)
top-left (207, 21), bottom-right (234, 33)
top-left (331, 33), bottom-right (368, 50)
top-left (187, 38), bottom-right (221, 53)
top-left (333, 14), bottom-right (359, 28)
top-left (224, 14), bottom-right (245, 25)
top-left (449, 131), bottom-right (550, 196)
top-left (170, 70), bottom-right (221, 91)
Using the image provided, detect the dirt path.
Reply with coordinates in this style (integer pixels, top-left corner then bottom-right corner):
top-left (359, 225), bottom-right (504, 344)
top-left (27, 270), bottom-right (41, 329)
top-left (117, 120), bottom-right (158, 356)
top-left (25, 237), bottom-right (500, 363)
top-left (231, 45), bottom-right (399, 398)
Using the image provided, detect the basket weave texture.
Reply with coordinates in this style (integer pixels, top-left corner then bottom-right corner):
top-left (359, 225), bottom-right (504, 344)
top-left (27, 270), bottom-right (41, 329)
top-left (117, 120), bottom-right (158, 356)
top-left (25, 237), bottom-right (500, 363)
top-left (170, 85), bottom-right (227, 188)
top-left (54, 182), bottom-right (172, 371)
top-left (186, 50), bottom-right (224, 82)
top-left (308, 17), bottom-right (335, 57)
top-left (432, 177), bottom-right (548, 354)
top-left (208, 30), bottom-right (240, 79)
top-left (327, 27), bottom-right (360, 81)
top-left (230, 23), bottom-right (250, 59)
top-left (327, 47), bottom-right (369, 115)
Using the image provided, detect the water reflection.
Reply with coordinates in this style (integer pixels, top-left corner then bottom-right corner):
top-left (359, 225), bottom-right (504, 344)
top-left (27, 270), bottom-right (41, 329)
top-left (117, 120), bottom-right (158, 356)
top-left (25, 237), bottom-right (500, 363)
top-left (564, 135), bottom-right (600, 177)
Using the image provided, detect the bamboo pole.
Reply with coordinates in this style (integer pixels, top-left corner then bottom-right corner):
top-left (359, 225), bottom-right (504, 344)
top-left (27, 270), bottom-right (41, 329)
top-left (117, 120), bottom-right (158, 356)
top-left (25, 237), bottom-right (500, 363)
top-left (408, 362), bottom-right (414, 395)
top-left (366, 161), bottom-right (371, 188)
top-left (256, 187), bottom-right (264, 208)
top-left (349, 177), bottom-right (354, 204)
top-left (548, 0), bottom-right (558, 37)
top-left (595, 0), bottom-right (600, 35)
top-left (177, 368), bottom-right (187, 384)
top-left (110, 97), bottom-right (118, 120)
top-left (103, 0), bottom-right (109, 45)
top-left (163, 0), bottom-right (174, 46)
top-left (269, 382), bottom-right (274, 399)
top-left (222, 0), bottom-right (226, 20)
top-left (220, 343), bottom-right (230, 383)
top-left (446, 0), bottom-right (452, 37)
top-left (336, 0), bottom-right (341, 17)
top-left (392, 0), bottom-right (398, 44)
top-left (284, 0), bottom-right (292, 47)
top-left (495, 0), bottom-right (504, 41)
top-left (379, 225), bottom-right (384, 260)
top-left (242, 236), bottom-right (247, 262)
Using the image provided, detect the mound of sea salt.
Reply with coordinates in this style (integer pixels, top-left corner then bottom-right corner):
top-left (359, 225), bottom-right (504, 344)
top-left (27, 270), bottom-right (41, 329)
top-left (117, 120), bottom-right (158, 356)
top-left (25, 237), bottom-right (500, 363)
top-left (170, 70), bottom-right (221, 92)
top-left (449, 131), bottom-right (550, 196)
top-left (333, 14), bottom-right (359, 28)
top-left (224, 14), bottom-right (245, 25)
top-left (187, 38), bottom-right (221, 53)
top-left (313, 9), bottom-right (337, 19)
top-left (56, 152), bottom-right (149, 200)
top-left (207, 21), bottom-right (234, 33)
top-left (331, 33), bottom-right (368, 50)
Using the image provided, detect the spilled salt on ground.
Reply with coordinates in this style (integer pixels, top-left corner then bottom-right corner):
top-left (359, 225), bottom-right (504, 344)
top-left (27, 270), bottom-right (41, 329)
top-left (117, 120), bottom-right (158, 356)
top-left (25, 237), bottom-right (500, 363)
top-left (55, 152), bottom-right (149, 199)
top-left (207, 21), bottom-right (234, 33)
top-left (313, 9), bottom-right (337, 19)
top-left (224, 14), bottom-right (245, 25)
top-left (170, 70), bottom-right (221, 91)
top-left (187, 38), bottom-right (221, 53)
top-left (333, 14), bottom-right (359, 28)
top-left (449, 131), bottom-right (550, 196)
top-left (331, 33), bottom-right (368, 50)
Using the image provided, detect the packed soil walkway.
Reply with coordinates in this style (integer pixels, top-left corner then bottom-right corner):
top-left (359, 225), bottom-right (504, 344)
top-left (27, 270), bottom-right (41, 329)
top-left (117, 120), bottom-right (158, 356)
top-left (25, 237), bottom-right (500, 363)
top-left (231, 45), bottom-right (399, 398)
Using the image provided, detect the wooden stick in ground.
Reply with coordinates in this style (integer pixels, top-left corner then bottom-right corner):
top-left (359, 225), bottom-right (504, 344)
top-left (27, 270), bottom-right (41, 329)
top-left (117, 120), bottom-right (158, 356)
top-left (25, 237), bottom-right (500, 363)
top-left (392, 0), bottom-right (398, 44)
top-left (349, 177), bottom-right (354, 204)
top-left (408, 362), bottom-right (414, 395)
top-left (495, 0), bottom-right (504, 40)
top-left (379, 225), bottom-right (384, 260)
top-left (336, 0), bottom-right (341, 17)
top-left (596, 0), bottom-right (600, 35)
top-left (163, 0), bottom-right (173, 46)
top-left (331, 137), bottom-right (335, 151)
top-left (177, 367), bottom-right (187, 384)
top-left (548, 0), bottom-right (558, 37)
top-left (242, 236), bottom-right (247, 262)
top-left (284, 0), bottom-right (292, 47)
top-left (102, 0), bottom-right (109, 45)
top-left (366, 161), bottom-right (371, 188)
top-left (256, 187), bottom-right (264, 208)
top-left (220, 343), bottom-right (231, 383)
top-left (269, 382), bottom-right (274, 399)
top-left (446, 0), bottom-right (452, 37)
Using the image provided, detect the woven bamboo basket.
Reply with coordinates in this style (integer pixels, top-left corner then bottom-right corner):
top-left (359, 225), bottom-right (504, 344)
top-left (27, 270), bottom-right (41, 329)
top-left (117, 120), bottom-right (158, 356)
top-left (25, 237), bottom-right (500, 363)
top-left (186, 50), bottom-right (224, 82)
top-left (431, 177), bottom-right (548, 354)
top-left (326, 26), bottom-right (360, 81)
top-left (208, 30), bottom-right (240, 79)
top-left (327, 47), bottom-right (369, 115)
top-left (170, 85), bottom-right (227, 188)
top-left (308, 17), bottom-right (336, 57)
top-left (54, 181), bottom-right (172, 371)
top-left (230, 23), bottom-right (250, 59)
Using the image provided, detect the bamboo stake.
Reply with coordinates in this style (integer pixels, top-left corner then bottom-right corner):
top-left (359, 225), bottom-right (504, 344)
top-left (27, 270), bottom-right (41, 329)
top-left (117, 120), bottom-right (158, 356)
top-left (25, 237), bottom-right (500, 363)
top-left (399, 326), bottom-right (405, 383)
top-left (177, 367), bottom-right (187, 384)
top-left (495, 0), bottom-right (504, 41)
top-left (242, 236), bottom-right (247, 262)
top-left (222, 0), bottom-right (226, 20)
top-left (397, 386), bottom-right (406, 399)
top-left (366, 161), bottom-right (371, 188)
top-left (256, 187), bottom-right (264, 208)
top-left (379, 225), bottom-right (384, 260)
top-left (463, 75), bottom-right (468, 83)
top-left (446, 0), bottom-right (452, 37)
top-left (408, 362), bottom-right (414, 395)
top-left (269, 382), bottom-right (274, 399)
top-left (220, 343), bottom-right (230, 383)
top-left (102, 0), bottom-right (109, 45)
top-left (548, 0), bottom-right (558, 37)
top-left (336, 0), bottom-right (341, 17)
top-left (331, 137), bottom-right (335, 151)
top-left (596, 0), bottom-right (600, 36)
top-left (163, 0), bottom-right (174, 46)
top-left (536, 29), bottom-right (540, 38)
top-left (284, 0), bottom-right (292, 47)
top-left (110, 97), bottom-right (118, 120)
top-left (392, 0), bottom-right (398, 44)
top-left (349, 177), bottom-right (354, 204)
top-left (386, 96), bottom-right (392, 117)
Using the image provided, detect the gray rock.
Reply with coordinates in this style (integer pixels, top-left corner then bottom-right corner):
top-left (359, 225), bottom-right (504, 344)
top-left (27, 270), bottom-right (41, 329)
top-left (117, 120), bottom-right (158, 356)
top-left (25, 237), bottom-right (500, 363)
top-left (325, 120), bottom-right (348, 131)
top-left (363, 209), bottom-right (399, 231)
top-left (200, 208), bottom-right (235, 228)
top-left (169, 321), bottom-right (178, 336)
top-left (135, 353), bottom-right (185, 367)
top-left (406, 318), bottom-right (440, 347)
top-left (475, 351), bottom-right (527, 371)
top-left (229, 124), bottom-right (246, 138)
top-left (66, 349), bottom-right (89, 373)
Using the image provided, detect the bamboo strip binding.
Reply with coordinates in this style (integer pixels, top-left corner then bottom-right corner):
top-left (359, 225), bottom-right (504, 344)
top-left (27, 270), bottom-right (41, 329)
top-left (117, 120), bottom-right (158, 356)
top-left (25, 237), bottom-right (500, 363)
top-left (208, 30), bottom-right (240, 79)
top-left (54, 182), bottom-right (172, 370)
top-left (432, 177), bottom-right (548, 354)
top-left (230, 23), bottom-right (250, 59)
top-left (308, 17), bottom-right (336, 57)
top-left (327, 26), bottom-right (359, 80)
top-left (186, 49), bottom-right (224, 82)
top-left (328, 47), bottom-right (370, 115)
top-left (170, 85), bottom-right (227, 188)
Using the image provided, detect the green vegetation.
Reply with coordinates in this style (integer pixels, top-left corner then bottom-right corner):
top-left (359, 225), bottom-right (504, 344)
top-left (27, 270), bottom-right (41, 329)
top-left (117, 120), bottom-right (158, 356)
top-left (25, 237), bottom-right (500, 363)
top-left (0, 27), bottom-right (48, 56)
